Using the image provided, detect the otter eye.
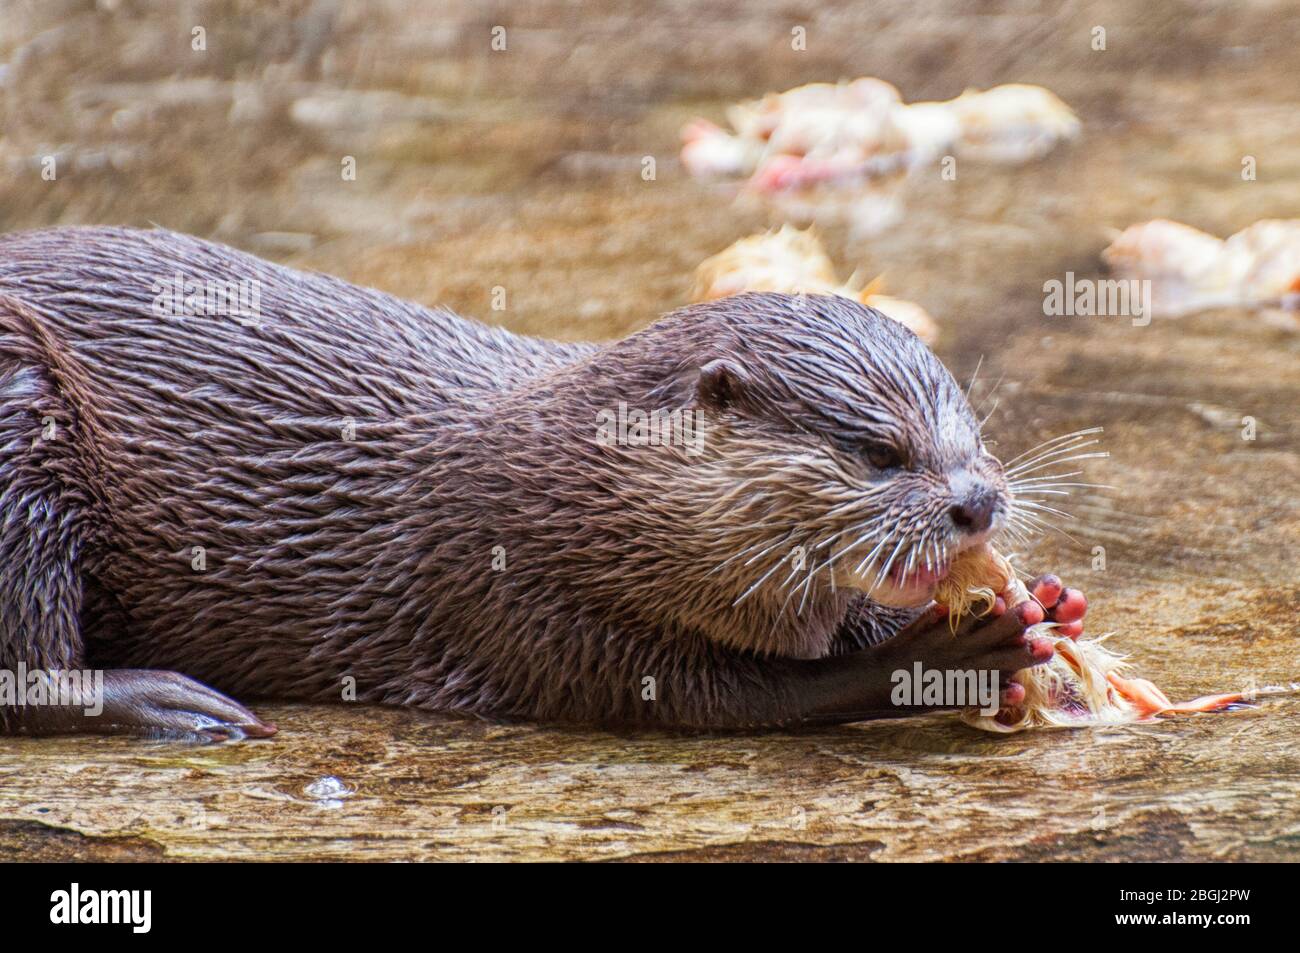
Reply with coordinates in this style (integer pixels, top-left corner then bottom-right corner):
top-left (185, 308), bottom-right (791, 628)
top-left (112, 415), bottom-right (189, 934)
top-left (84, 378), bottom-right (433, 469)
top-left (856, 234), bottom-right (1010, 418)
top-left (863, 442), bottom-right (903, 470)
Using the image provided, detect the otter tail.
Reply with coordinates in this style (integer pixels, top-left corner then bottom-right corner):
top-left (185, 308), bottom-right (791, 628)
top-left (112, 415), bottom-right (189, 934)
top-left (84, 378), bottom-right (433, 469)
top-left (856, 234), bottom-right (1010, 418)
top-left (0, 294), bottom-right (92, 731)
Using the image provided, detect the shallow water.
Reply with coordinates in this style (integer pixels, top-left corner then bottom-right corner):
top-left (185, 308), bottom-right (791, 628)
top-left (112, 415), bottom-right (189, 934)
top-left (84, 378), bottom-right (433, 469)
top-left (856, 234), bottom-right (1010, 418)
top-left (0, 0), bottom-right (1297, 860)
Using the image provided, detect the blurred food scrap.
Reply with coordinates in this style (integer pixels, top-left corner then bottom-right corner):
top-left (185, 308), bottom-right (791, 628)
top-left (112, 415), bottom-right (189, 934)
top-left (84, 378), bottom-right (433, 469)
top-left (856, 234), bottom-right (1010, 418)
top-left (937, 84), bottom-right (1083, 163)
top-left (690, 225), bottom-right (939, 344)
top-left (1103, 219), bottom-right (1300, 323)
top-left (681, 78), bottom-right (1080, 192)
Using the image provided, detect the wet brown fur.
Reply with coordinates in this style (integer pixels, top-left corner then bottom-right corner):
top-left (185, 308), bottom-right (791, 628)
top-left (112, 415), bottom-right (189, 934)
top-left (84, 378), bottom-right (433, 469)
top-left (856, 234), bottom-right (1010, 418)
top-left (0, 227), bottom-right (1006, 731)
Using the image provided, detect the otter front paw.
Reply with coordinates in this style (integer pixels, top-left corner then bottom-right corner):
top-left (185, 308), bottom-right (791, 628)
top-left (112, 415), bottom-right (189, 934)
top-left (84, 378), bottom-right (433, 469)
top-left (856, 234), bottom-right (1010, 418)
top-left (879, 599), bottom-right (1055, 709)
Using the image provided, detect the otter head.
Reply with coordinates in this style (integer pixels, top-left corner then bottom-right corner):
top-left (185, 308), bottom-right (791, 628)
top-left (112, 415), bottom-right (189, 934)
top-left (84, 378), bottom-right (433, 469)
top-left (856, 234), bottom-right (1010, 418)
top-left (607, 292), bottom-right (1010, 653)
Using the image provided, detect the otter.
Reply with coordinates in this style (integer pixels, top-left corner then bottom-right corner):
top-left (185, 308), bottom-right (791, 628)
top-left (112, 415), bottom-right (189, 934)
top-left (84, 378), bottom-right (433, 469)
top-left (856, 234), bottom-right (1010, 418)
top-left (0, 226), bottom-right (1078, 739)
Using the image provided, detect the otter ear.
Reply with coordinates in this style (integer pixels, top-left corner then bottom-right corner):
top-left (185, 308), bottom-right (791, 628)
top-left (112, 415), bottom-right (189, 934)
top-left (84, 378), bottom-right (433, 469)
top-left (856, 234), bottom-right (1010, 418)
top-left (695, 358), bottom-right (748, 409)
top-left (648, 358), bottom-right (749, 410)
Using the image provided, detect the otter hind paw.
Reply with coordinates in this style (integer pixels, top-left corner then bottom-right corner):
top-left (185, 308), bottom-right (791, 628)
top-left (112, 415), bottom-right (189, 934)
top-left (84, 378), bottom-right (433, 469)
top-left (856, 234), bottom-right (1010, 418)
top-left (101, 670), bottom-right (277, 742)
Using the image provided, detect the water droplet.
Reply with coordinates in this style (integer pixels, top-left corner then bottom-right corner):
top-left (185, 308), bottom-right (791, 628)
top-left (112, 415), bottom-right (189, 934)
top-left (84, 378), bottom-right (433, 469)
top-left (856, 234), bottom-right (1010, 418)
top-left (304, 775), bottom-right (355, 802)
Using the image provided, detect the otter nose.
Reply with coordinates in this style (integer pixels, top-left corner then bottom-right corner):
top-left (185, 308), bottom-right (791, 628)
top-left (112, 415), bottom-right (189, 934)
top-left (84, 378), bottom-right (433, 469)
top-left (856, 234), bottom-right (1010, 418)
top-left (949, 487), bottom-right (997, 535)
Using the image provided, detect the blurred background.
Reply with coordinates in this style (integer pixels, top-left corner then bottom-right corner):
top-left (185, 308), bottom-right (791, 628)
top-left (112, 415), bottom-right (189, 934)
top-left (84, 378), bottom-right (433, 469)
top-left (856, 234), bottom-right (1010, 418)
top-left (2, 0), bottom-right (1298, 861)
top-left (2, 0), bottom-right (1297, 347)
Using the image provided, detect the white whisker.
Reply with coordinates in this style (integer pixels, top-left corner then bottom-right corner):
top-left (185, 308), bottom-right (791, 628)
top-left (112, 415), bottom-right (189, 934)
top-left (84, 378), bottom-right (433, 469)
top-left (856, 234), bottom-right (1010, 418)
top-left (1008, 450), bottom-right (1109, 479)
top-left (1001, 427), bottom-right (1104, 469)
